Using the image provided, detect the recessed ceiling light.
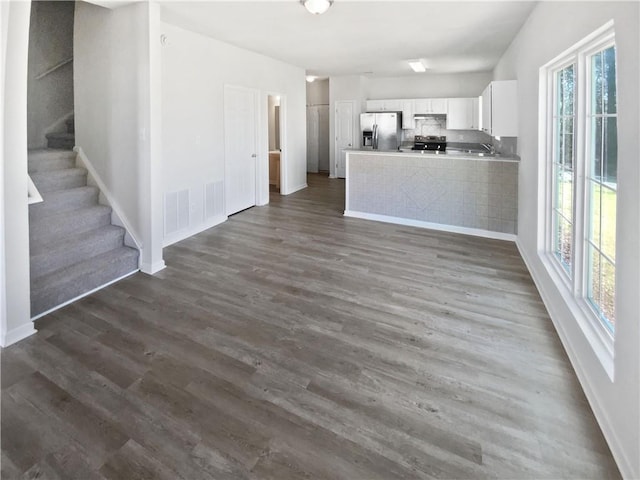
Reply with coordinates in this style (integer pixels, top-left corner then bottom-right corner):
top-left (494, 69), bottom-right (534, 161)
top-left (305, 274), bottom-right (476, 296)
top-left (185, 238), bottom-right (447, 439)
top-left (302, 0), bottom-right (332, 15)
top-left (408, 59), bottom-right (427, 73)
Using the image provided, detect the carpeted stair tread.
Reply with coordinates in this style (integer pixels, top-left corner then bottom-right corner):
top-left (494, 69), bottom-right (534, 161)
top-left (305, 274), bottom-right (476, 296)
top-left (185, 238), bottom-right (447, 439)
top-left (30, 167), bottom-right (87, 193)
top-left (45, 132), bottom-right (75, 150)
top-left (30, 225), bottom-right (127, 279)
top-left (31, 247), bottom-right (139, 316)
top-left (28, 149), bottom-right (76, 173)
top-left (29, 186), bottom-right (99, 220)
top-left (30, 204), bottom-right (112, 247)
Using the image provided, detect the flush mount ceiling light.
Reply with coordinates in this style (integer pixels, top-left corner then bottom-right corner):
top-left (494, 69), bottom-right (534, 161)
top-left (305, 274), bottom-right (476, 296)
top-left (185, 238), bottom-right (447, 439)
top-left (302, 0), bottom-right (332, 15)
top-left (306, 75), bottom-right (317, 83)
top-left (408, 59), bottom-right (427, 73)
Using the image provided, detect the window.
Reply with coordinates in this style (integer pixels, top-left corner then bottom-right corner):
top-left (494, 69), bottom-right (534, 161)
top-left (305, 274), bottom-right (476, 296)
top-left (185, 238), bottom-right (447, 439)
top-left (544, 25), bottom-right (618, 340)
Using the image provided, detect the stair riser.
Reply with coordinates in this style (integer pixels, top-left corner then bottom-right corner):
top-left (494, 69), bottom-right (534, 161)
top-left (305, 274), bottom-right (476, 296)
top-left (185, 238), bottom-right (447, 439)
top-left (31, 229), bottom-right (126, 279)
top-left (31, 170), bottom-right (87, 193)
top-left (30, 208), bottom-right (112, 246)
top-left (47, 138), bottom-right (75, 150)
top-left (31, 249), bottom-right (139, 316)
top-left (28, 156), bottom-right (76, 173)
top-left (29, 187), bottom-right (99, 220)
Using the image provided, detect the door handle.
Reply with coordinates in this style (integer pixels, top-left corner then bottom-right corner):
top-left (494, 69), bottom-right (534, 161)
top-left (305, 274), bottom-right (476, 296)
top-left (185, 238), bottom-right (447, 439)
top-left (251, 154), bottom-right (257, 157)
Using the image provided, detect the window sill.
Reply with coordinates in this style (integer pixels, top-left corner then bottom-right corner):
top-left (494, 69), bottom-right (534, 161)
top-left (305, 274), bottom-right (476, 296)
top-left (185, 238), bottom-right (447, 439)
top-left (539, 252), bottom-right (615, 381)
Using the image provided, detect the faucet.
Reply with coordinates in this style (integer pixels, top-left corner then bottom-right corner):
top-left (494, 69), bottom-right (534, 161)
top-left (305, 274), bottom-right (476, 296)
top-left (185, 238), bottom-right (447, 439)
top-left (482, 143), bottom-right (496, 155)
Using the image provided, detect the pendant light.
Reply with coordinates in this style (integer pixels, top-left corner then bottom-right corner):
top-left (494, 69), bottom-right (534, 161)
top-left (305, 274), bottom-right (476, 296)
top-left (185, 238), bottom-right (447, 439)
top-left (302, 0), bottom-right (332, 15)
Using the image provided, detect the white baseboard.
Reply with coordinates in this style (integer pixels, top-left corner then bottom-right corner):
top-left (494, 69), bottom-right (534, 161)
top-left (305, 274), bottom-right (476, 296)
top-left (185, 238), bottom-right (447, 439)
top-left (30, 269), bottom-right (139, 322)
top-left (285, 183), bottom-right (308, 195)
top-left (515, 239), bottom-right (635, 480)
top-left (140, 260), bottom-right (166, 275)
top-left (0, 322), bottom-right (37, 348)
top-left (162, 216), bottom-right (227, 248)
top-left (344, 210), bottom-right (517, 242)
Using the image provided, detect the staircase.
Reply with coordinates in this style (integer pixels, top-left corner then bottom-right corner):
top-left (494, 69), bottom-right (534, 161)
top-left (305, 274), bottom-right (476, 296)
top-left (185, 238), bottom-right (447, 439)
top-left (28, 147), bottom-right (139, 317)
top-left (45, 115), bottom-right (76, 150)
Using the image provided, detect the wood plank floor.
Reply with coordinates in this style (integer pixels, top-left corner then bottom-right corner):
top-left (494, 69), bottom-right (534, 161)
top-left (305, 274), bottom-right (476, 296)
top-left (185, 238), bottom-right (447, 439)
top-left (2, 173), bottom-right (620, 479)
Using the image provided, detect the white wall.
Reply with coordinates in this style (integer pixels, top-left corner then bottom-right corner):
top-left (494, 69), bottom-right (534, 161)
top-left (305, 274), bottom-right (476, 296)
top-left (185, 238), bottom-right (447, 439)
top-left (306, 78), bottom-right (329, 106)
top-left (1, 0), bottom-right (36, 346)
top-left (365, 72), bottom-right (492, 99)
top-left (160, 21), bottom-right (307, 246)
top-left (328, 75), bottom-right (368, 178)
top-left (74, 1), bottom-right (164, 274)
top-left (494, 3), bottom-right (639, 478)
top-left (27, 0), bottom-right (74, 149)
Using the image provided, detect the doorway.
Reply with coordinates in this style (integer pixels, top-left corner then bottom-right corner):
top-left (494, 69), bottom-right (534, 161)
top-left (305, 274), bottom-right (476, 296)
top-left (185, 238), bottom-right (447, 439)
top-left (267, 94), bottom-right (283, 194)
top-left (224, 85), bottom-right (259, 215)
top-left (335, 100), bottom-right (355, 178)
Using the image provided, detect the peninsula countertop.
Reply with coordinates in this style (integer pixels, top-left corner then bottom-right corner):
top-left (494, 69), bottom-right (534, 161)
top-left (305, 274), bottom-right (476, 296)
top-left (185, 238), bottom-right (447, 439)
top-left (345, 148), bottom-right (520, 162)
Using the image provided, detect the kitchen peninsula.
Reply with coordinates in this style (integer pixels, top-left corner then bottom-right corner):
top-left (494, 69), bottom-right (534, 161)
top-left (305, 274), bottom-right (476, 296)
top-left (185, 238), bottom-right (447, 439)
top-left (344, 150), bottom-right (518, 239)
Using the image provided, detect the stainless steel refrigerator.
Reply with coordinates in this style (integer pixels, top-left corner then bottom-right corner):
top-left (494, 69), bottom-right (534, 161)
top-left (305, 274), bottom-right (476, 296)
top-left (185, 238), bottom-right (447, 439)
top-left (360, 112), bottom-right (402, 150)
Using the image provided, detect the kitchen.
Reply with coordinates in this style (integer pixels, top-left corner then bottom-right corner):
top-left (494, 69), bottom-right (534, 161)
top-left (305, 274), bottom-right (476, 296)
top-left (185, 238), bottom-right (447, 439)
top-left (344, 81), bottom-right (519, 238)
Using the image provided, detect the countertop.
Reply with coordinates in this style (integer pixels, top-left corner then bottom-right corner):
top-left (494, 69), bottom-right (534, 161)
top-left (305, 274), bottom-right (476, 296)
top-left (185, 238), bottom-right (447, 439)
top-left (345, 148), bottom-right (520, 162)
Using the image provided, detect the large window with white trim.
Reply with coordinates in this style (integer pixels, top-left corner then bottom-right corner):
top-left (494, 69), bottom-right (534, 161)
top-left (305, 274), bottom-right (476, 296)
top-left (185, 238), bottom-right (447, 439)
top-left (546, 26), bottom-right (618, 337)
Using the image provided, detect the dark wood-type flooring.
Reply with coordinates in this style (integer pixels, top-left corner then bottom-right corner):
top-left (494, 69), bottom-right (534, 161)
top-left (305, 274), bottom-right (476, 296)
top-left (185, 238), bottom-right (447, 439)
top-left (1, 174), bottom-right (620, 479)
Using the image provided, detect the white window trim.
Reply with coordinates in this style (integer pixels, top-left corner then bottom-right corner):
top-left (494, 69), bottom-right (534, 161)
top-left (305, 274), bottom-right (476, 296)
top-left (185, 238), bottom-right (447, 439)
top-left (538, 21), bottom-right (616, 380)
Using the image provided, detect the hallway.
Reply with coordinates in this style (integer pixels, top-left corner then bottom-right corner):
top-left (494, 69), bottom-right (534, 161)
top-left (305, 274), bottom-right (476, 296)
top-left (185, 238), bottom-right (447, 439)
top-left (1, 174), bottom-right (619, 479)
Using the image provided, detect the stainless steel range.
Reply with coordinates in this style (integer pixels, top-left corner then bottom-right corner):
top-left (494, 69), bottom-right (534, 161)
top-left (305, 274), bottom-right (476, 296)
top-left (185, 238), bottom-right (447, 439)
top-left (412, 135), bottom-right (447, 151)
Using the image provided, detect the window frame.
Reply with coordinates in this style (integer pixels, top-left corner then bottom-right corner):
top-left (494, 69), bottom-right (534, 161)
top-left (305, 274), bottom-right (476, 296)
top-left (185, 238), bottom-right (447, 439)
top-left (540, 22), bottom-right (617, 378)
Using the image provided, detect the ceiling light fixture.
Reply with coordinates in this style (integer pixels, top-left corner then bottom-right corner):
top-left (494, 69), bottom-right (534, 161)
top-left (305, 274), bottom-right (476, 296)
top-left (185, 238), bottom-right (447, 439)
top-left (408, 59), bottom-right (427, 73)
top-left (306, 75), bottom-right (317, 83)
top-left (302, 0), bottom-right (332, 15)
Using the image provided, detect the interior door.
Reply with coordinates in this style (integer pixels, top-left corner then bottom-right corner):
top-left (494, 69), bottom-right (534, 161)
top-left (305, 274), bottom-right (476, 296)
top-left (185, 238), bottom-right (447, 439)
top-left (335, 100), bottom-right (354, 178)
top-left (224, 85), bottom-right (258, 215)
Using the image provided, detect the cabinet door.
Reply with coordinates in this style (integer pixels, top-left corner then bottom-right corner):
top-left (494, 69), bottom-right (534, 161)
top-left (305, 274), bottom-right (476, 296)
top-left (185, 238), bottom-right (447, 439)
top-left (471, 97), bottom-right (480, 130)
top-left (401, 99), bottom-right (414, 129)
top-left (366, 100), bottom-right (385, 112)
top-left (491, 80), bottom-right (518, 137)
top-left (383, 99), bottom-right (402, 111)
top-left (446, 98), bottom-right (471, 130)
top-left (481, 84), bottom-right (492, 134)
top-left (414, 98), bottom-right (429, 114)
top-left (430, 98), bottom-right (448, 114)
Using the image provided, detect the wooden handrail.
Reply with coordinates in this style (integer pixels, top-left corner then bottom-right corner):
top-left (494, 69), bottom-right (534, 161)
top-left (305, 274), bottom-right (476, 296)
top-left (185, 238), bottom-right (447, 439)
top-left (35, 56), bottom-right (73, 80)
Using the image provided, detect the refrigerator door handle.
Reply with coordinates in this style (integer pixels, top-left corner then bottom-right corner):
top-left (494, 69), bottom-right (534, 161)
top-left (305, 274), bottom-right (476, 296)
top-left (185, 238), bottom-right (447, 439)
top-left (373, 124), bottom-right (378, 149)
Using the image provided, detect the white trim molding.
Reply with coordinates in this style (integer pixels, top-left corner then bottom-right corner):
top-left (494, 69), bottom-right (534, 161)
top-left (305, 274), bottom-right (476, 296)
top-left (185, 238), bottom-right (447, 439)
top-left (345, 210), bottom-right (517, 242)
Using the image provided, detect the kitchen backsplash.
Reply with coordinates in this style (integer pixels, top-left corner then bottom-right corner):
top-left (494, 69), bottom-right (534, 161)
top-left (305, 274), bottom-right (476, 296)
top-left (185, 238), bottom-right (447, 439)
top-left (492, 136), bottom-right (518, 156)
top-left (401, 115), bottom-right (518, 156)
top-left (402, 115), bottom-right (491, 145)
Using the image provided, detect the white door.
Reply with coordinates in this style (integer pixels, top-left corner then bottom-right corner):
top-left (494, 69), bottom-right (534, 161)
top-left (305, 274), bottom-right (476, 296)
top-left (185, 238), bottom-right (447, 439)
top-left (224, 85), bottom-right (258, 215)
top-left (335, 100), bottom-right (354, 178)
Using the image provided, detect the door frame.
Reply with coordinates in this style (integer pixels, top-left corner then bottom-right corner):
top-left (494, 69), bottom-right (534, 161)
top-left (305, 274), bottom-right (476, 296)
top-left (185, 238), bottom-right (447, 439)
top-left (334, 99), bottom-right (356, 179)
top-left (266, 92), bottom-right (287, 198)
top-left (224, 84), bottom-right (260, 215)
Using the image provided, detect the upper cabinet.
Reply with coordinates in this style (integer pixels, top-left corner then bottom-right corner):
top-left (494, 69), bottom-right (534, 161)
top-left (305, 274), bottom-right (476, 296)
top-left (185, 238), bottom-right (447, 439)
top-left (401, 99), bottom-right (415, 129)
top-left (446, 97), bottom-right (479, 130)
top-left (414, 98), bottom-right (447, 114)
top-left (366, 99), bottom-right (403, 111)
top-left (481, 80), bottom-right (518, 137)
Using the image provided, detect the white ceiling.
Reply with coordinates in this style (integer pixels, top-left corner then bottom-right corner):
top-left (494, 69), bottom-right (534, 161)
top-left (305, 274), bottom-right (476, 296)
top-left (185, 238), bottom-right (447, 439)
top-left (160, 0), bottom-right (537, 77)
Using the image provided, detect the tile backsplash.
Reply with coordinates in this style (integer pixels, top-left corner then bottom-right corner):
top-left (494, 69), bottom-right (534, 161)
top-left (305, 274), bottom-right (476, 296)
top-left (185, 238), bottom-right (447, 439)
top-left (402, 115), bottom-right (491, 145)
top-left (401, 115), bottom-right (518, 155)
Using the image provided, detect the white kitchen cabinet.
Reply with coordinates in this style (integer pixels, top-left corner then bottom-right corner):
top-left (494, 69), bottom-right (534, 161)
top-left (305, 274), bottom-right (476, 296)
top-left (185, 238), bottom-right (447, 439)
top-left (366, 99), bottom-right (402, 112)
top-left (446, 97), bottom-right (479, 130)
top-left (401, 99), bottom-right (415, 129)
top-left (414, 98), bottom-right (448, 114)
top-left (481, 80), bottom-right (517, 137)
